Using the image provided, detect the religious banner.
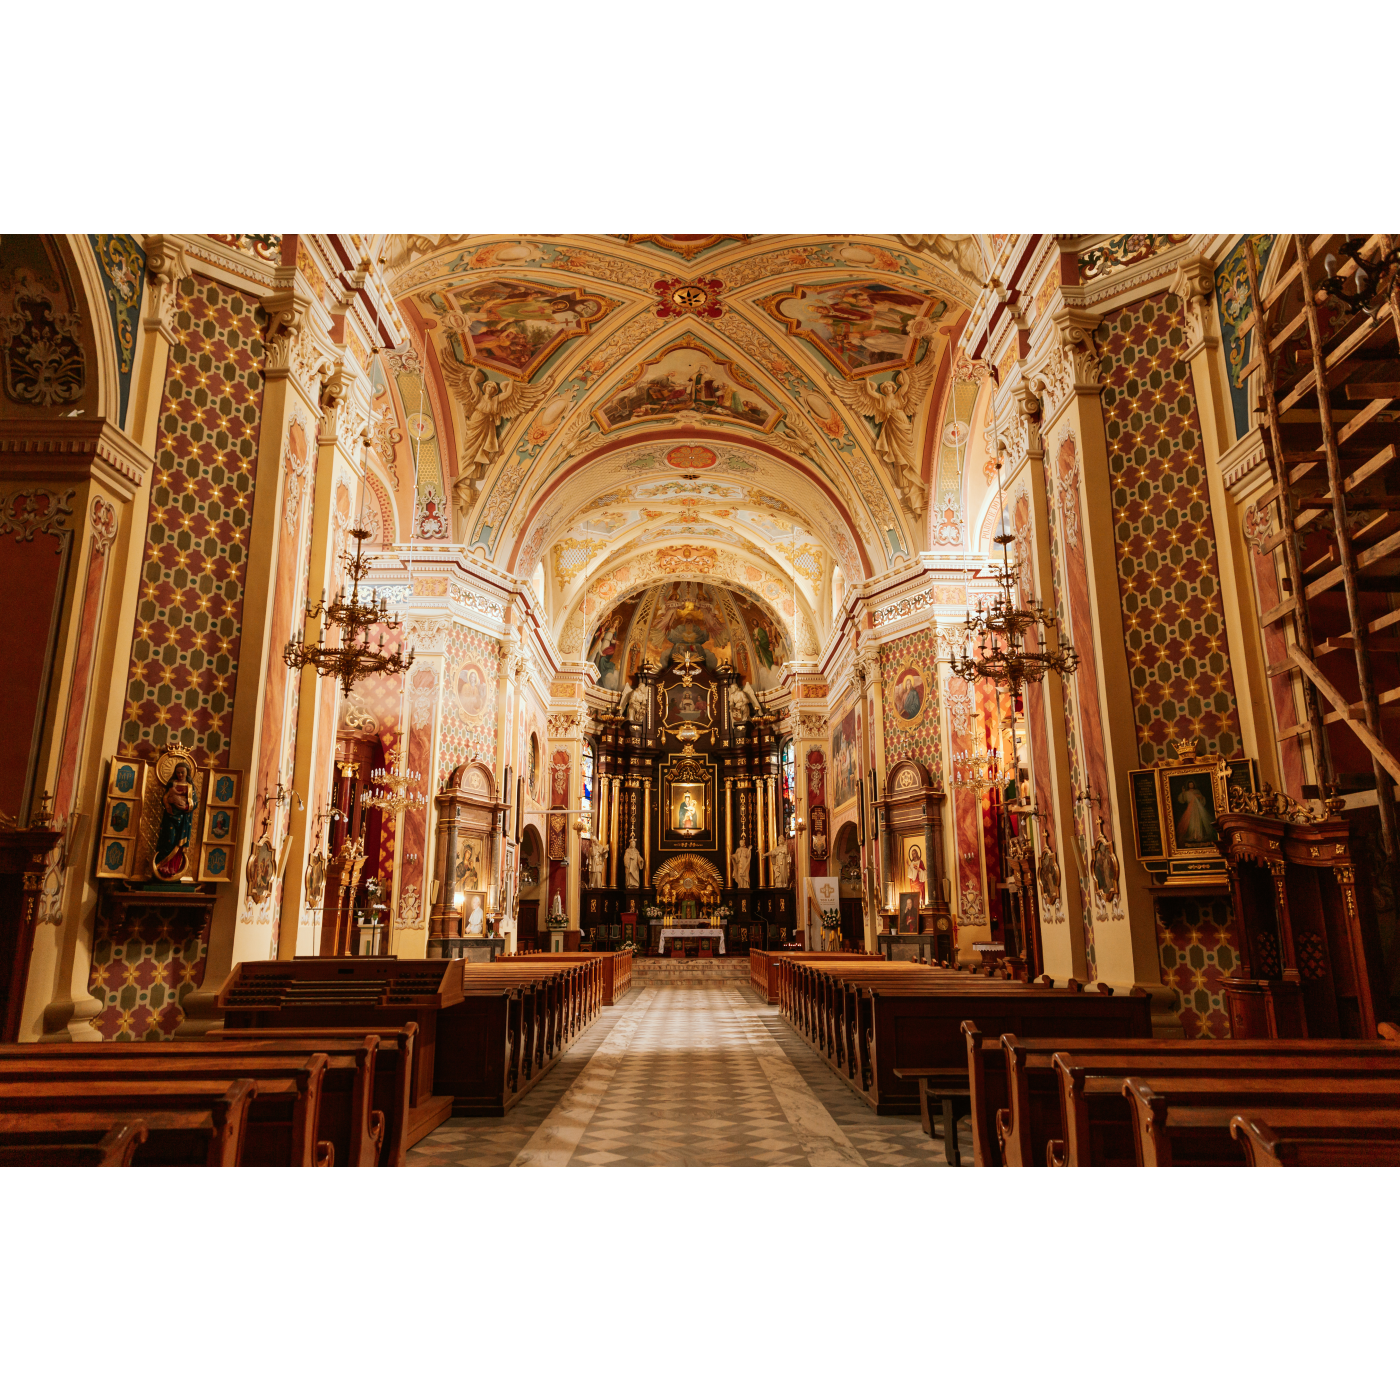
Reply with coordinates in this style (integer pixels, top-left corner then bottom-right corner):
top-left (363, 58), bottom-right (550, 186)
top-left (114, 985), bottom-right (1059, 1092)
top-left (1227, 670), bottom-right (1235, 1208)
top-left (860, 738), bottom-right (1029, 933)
top-left (807, 874), bottom-right (839, 950)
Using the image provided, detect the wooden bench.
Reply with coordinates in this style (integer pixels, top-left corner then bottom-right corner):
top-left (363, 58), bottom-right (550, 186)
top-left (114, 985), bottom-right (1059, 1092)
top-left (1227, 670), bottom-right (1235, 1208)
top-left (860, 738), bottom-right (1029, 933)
top-left (505, 951), bottom-right (631, 1004)
top-left (989, 1035), bottom-right (1400, 1167)
top-left (219, 959), bottom-right (462, 1144)
top-left (208, 1028), bottom-right (416, 1166)
top-left (839, 981), bottom-right (1150, 1119)
top-left (0, 1079), bottom-right (257, 1166)
top-left (1230, 1109), bottom-right (1400, 1166)
top-left (0, 1119), bottom-right (147, 1166)
top-left (1120, 1072), bottom-right (1400, 1166)
top-left (0, 1049), bottom-right (329, 1166)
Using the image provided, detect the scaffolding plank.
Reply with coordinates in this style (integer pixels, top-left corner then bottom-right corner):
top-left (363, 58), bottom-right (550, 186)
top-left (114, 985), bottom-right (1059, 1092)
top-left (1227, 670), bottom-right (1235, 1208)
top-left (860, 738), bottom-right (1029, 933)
top-left (1287, 644), bottom-right (1400, 785)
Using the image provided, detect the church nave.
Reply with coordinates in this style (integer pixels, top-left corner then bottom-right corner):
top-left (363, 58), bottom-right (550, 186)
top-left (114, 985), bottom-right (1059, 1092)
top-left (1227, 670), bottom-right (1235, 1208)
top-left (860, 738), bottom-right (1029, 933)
top-left (407, 984), bottom-right (971, 1169)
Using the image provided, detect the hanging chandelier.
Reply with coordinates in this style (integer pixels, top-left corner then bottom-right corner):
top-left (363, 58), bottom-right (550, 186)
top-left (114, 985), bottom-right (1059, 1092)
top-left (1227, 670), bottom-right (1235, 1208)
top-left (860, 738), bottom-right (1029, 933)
top-left (949, 532), bottom-right (1078, 696)
top-left (362, 748), bottom-right (426, 818)
top-left (284, 525), bottom-right (414, 694)
top-left (951, 749), bottom-right (1005, 796)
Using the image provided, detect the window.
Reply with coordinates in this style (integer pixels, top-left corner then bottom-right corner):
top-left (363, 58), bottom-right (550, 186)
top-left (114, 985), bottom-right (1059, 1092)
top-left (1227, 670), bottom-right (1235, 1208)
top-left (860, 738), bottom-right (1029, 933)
top-left (582, 741), bottom-right (595, 814)
top-left (781, 738), bottom-right (795, 837)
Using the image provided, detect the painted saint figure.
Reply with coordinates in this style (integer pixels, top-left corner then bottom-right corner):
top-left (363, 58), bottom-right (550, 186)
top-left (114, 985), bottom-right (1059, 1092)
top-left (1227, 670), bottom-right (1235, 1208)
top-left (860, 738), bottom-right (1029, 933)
top-left (466, 895), bottom-right (485, 936)
top-left (1175, 779), bottom-right (1215, 845)
top-left (153, 762), bottom-right (196, 881)
top-left (678, 791), bottom-right (700, 830)
top-left (906, 844), bottom-right (927, 907)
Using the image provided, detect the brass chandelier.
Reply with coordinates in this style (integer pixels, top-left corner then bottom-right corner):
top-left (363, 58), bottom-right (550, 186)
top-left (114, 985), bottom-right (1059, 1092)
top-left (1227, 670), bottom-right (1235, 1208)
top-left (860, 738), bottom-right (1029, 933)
top-left (362, 747), bottom-right (427, 818)
top-left (284, 525), bottom-right (414, 694)
top-left (949, 533), bottom-right (1079, 697)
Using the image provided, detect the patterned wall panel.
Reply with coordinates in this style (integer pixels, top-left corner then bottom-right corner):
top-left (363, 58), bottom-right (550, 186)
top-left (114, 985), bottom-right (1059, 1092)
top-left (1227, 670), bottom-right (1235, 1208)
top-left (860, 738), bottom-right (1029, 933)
top-left (437, 623), bottom-right (500, 787)
top-left (1154, 894), bottom-right (1238, 1038)
top-left (1098, 293), bottom-right (1243, 767)
top-left (878, 627), bottom-right (943, 778)
top-left (119, 274), bottom-right (266, 767)
top-left (88, 902), bottom-right (211, 1040)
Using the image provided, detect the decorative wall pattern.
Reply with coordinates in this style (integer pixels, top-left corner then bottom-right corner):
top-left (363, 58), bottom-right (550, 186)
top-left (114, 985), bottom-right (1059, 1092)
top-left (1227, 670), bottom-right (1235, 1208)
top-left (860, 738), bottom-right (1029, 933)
top-left (878, 627), bottom-right (943, 778)
top-left (88, 902), bottom-right (211, 1040)
top-left (438, 622), bottom-right (500, 787)
top-left (1154, 894), bottom-right (1239, 1038)
top-left (119, 274), bottom-right (266, 767)
top-left (1098, 293), bottom-right (1243, 767)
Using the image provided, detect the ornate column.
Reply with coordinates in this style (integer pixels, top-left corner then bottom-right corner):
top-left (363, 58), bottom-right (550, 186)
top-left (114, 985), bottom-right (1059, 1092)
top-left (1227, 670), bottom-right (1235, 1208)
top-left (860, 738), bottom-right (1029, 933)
top-left (608, 775), bottom-right (621, 887)
top-left (642, 777), bottom-right (652, 888)
top-left (724, 777), bottom-right (734, 889)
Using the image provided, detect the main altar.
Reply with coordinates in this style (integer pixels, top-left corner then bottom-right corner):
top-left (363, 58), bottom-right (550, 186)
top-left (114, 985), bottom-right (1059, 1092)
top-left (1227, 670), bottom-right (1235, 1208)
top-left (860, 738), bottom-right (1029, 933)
top-left (579, 642), bottom-right (795, 949)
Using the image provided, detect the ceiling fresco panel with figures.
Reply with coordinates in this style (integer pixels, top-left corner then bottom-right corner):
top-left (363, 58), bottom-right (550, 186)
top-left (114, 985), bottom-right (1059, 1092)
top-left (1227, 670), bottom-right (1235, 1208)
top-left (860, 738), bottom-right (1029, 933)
top-left (382, 235), bottom-right (988, 659)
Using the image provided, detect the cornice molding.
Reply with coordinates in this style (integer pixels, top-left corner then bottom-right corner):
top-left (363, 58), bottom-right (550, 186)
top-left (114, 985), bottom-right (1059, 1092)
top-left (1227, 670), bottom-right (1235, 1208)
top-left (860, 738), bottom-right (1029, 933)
top-left (0, 417), bottom-right (153, 500)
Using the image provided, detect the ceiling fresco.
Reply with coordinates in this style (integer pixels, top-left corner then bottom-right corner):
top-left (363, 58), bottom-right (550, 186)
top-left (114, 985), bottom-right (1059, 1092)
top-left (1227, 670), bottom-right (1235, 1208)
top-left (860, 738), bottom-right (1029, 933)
top-left (379, 235), bottom-right (997, 654)
top-left (585, 580), bottom-right (792, 693)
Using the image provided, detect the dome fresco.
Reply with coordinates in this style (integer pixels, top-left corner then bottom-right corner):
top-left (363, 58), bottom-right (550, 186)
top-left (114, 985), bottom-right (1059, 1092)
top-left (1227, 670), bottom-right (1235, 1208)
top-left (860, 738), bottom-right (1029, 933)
top-left (587, 580), bottom-right (790, 692)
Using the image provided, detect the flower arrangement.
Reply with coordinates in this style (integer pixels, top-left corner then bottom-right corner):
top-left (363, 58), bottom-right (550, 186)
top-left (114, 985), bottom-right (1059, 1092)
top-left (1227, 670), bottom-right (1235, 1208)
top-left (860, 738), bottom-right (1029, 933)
top-left (716, 905), bottom-right (733, 919)
top-left (820, 907), bottom-right (842, 930)
top-left (643, 905), bottom-right (663, 919)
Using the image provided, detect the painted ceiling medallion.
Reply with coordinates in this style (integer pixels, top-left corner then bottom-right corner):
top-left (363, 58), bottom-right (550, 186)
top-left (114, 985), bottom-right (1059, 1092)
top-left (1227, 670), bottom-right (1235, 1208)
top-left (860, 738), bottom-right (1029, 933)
top-left (665, 444), bottom-right (718, 471)
top-left (654, 276), bottom-right (724, 320)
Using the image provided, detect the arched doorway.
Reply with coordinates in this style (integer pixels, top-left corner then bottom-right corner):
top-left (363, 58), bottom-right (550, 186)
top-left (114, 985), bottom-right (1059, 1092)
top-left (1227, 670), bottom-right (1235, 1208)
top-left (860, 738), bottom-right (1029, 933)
top-left (833, 821), bottom-right (863, 950)
top-left (516, 824), bottom-right (544, 951)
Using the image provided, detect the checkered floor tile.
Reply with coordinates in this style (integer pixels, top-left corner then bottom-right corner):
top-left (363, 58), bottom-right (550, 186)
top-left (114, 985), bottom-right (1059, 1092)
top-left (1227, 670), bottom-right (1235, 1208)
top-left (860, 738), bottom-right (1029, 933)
top-left (407, 985), bottom-right (973, 1168)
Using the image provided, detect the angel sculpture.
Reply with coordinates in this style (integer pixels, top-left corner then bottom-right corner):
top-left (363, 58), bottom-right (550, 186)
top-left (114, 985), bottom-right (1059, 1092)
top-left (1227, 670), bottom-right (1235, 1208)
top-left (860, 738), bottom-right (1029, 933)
top-left (442, 362), bottom-right (556, 472)
top-left (824, 343), bottom-right (938, 512)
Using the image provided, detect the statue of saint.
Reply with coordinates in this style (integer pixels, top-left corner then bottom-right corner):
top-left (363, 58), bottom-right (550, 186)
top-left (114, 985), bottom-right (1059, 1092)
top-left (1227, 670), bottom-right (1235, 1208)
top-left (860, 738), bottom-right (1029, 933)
top-left (727, 682), bottom-right (751, 724)
top-left (551, 893), bottom-right (564, 922)
top-left (623, 839), bottom-right (644, 888)
top-left (771, 844), bottom-right (792, 888)
top-left (626, 682), bottom-right (650, 726)
top-left (153, 759), bottom-right (196, 881)
top-left (466, 894), bottom-right (485, 936)
top-left (731, 840), bottom-right (751, 889)
top-left (588, 839), bottom-right (609, 888)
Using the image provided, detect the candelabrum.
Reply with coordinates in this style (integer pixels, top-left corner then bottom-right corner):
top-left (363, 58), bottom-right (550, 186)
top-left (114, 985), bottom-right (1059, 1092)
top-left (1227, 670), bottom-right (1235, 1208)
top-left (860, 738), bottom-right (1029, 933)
top-left (362, 753), bottom-right (426, 819)
top-left (284, 525), bottom-right (415, 694)
top-left (951, 749), bottom-right (1004, 797)
top-left (948, 540), bottom-right (1078, 696)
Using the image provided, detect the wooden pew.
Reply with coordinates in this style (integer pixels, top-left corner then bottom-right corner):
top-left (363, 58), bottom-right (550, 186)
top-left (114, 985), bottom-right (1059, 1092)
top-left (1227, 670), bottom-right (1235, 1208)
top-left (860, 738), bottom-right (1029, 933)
top-left (0, 1049), bottom-right (329, 1166)
top-left (1121, 1073), bottom-right (1400, 1166)
top-left (504, 951), bottom-right (630, 1006)
top-left (993, 1036), bottom-right (1400, 1167)
top-left (219, 959), bottom-right (460, 1144)
top-left (0, 1079), bottom-right (257, 1166)
top-left (207, 1029), bottom-right (409, 1166)
top-left (1230, 1110), bottom-right (1400, 1166)
top-left (1048, 1048), bottom-right (1400, 1166)
top-left (0, 1120), bottom-right (147, 1166)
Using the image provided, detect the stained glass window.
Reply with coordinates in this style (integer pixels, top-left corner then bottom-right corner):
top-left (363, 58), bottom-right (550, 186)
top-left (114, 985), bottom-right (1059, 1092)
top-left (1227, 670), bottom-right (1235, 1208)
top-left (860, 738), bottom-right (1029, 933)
top-left (582, 741), bottom-right (595, 814)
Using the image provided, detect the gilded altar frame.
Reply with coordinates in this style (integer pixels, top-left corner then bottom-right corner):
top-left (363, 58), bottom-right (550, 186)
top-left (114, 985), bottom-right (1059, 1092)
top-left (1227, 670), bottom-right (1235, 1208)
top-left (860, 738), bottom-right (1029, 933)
top-left (659, 751), bottom-right (715, 852)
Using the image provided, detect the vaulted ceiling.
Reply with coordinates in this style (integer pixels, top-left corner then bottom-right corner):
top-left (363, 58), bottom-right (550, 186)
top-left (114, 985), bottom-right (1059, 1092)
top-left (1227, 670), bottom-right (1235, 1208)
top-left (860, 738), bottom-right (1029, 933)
top-left (383, 235), bottom-right (995, 657)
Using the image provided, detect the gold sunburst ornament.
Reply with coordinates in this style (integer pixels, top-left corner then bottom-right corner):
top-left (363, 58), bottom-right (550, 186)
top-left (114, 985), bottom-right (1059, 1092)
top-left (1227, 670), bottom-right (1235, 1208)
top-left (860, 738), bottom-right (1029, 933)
top-left (284, 526), bottom-right (414, 694)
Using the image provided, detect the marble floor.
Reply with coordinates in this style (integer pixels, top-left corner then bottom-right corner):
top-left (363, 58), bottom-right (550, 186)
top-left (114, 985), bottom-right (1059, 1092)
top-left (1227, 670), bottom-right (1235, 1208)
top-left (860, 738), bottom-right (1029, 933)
top-left (408, 983), bottom-right (973, 1167)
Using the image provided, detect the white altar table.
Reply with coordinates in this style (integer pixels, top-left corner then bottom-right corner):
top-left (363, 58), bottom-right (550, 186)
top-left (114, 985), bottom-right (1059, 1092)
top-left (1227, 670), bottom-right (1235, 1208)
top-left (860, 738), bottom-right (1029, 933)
top-left (653, 922), bottom-right (726, 955)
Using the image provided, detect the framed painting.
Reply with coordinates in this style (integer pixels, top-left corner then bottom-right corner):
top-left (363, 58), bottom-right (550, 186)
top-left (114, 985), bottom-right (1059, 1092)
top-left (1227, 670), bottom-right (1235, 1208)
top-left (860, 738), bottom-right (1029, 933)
top-left (898, 891), bottom-right (919, 934)
top-left (890, 664), bottom-right (933, 732)
top-left (1159, 761), bottom-right (1230, 859)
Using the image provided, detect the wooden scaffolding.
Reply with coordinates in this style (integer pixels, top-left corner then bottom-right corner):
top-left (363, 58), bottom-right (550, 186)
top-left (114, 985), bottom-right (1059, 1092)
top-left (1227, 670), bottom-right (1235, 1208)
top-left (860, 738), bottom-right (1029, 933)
top-left (1241, 234), bottom-right (1400, 868)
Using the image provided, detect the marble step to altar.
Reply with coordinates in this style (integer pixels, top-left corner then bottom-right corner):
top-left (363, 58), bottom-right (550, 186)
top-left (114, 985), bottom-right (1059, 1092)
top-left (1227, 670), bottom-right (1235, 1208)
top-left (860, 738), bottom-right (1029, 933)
top-left (629, 957), bottom-right (753, 986)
